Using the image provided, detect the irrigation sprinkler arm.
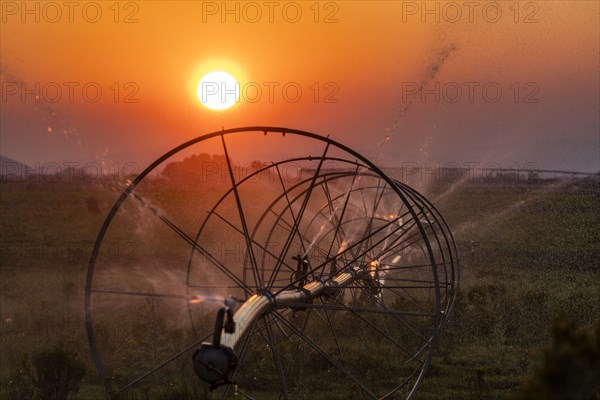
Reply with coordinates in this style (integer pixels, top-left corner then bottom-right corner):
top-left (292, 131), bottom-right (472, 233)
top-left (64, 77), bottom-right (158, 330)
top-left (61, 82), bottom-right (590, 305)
top-left (193, 262), bottom-right (368, 389)
top-left (220, 263), bottom-right (367, 350)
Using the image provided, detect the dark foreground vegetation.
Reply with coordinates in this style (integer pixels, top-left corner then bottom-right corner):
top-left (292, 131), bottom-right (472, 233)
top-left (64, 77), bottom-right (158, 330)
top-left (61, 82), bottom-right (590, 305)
top-left (1, 174), bottom-right (598, 399)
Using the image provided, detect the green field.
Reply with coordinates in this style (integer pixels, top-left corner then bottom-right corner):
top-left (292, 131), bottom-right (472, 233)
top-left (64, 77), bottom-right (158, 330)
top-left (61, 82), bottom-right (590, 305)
top-left (1, 175), bottom-right (598, 399)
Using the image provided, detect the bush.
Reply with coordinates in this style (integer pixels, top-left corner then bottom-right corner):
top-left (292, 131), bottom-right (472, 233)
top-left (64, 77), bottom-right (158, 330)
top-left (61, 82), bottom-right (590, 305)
top-left (3, 363), bottom-right (34, 400)
top-left (515, 318), bottom-right (600, 400)
top-left (27, 345), bottom-right (86, 400)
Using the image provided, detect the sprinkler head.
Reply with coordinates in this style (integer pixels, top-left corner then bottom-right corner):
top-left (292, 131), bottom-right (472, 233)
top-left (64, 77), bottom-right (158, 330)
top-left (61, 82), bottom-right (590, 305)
top-left (224, 295), bottom-right (237, 310)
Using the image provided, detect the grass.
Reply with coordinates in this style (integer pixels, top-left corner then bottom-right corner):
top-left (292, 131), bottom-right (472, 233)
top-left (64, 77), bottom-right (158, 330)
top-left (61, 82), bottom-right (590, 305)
top-left (0, 175), bottom-right (598, 399)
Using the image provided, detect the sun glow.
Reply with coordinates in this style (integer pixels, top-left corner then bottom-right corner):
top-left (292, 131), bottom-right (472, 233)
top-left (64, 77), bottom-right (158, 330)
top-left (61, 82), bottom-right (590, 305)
top-left (196, 71), bottom-right (240, 111)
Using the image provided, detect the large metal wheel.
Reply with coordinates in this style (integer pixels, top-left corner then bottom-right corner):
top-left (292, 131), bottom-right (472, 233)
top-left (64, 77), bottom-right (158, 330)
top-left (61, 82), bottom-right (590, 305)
top-left (85, 127), bottom-right (459, 399)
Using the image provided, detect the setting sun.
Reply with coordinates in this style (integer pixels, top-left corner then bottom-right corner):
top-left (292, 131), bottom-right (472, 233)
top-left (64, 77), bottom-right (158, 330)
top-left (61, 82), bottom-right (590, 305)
top-left (196, 71), bottom-right (240, 111)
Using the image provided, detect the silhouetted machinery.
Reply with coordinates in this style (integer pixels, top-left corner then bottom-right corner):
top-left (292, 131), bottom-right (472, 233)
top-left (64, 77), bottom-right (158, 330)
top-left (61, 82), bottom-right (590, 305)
top-left (86, 127), bottom-right (459, 399)
top-left (192, 296), bottom-right (238, 389)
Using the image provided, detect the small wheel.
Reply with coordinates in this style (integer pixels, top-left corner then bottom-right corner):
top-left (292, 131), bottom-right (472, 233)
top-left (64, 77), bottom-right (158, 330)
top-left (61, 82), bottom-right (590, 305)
top-left (85, 127), bottom-right (458, 399)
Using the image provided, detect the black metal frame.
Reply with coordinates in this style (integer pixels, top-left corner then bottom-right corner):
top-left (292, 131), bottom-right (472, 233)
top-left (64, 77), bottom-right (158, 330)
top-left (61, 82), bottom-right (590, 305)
top-left (85, 126), bottom-right (459, 399)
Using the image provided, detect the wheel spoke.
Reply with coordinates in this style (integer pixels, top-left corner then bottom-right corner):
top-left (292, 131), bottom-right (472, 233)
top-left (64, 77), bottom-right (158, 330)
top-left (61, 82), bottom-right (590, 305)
top-left (272, 310), bottom-right (379, 399)
top-left (264, 315), bottom-right (290, 399)
top-left (327, 292), bottom-right (428, 364)
top-left (322, 166), bottom-right (360, 274)
top-left (274, 301), bottom-right (436, 317)
top-left (115, 332), bottom-right (212, 394)
top-left (130, 189), bottom-right (252, 294)
top-left (221, 135), bottom-right (261, 288)
top-left (269, 142), bottom-right (330, 288)
top-left (86, 127), bottom-right (457, 399)
top-left (90, 288), bottom-right (189, 300)
top-left (212, 210), bottom-right (296, 275)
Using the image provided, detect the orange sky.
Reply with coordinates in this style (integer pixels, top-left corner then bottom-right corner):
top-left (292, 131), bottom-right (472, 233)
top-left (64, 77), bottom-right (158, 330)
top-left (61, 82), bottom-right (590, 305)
top-left (1, 1), bottom-right (599, 171)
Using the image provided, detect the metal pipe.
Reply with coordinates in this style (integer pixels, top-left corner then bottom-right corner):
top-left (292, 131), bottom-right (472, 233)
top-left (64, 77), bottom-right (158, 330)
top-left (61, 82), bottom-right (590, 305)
top-left (221, 264), bottom-right (366, 350)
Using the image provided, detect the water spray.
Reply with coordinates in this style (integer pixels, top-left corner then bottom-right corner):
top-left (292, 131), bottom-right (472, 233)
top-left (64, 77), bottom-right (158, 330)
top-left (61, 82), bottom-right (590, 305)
top-left (85, 127), bottom-right (460, 399)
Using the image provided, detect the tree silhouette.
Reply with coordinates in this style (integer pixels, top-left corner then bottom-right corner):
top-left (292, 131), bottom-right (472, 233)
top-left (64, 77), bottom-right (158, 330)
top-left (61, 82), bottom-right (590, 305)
top-left (162, 153), bottom-right (230, 184)
top-left (516, 318), bottom-right (600, 400)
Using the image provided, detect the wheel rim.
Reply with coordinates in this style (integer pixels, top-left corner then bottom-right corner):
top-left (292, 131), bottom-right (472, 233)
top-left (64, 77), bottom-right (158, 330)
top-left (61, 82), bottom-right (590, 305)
top-left (85, 127), bottom-right (458, 399)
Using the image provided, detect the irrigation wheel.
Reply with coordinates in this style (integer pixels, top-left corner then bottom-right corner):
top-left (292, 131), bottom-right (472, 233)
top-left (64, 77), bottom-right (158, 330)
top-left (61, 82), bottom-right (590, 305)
top-left (85, 127), bottom-right (459, 399)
